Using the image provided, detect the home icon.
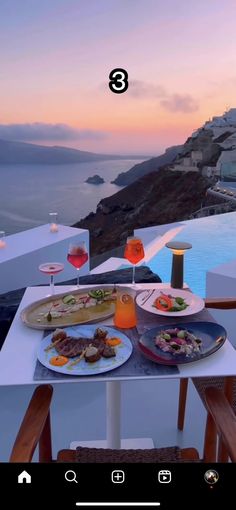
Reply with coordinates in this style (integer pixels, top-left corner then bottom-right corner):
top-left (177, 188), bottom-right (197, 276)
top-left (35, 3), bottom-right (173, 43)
top-left (18, 471), bottom-right (31, 484)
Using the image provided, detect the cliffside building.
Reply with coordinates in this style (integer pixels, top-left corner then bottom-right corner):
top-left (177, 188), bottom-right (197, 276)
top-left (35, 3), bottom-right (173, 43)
top-left (204, 108), bottom-right (236, 130)
top-left (171, 150), bottom-right (202, 173)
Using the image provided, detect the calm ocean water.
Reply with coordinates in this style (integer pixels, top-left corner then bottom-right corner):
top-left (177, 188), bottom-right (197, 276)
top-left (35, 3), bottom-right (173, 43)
top-left (0, 159), bottom-right (144, 234)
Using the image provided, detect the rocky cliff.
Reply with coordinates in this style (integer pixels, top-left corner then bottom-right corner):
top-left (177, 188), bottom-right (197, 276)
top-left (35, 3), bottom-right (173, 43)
top-left (112, 145), bottom-right (182, 185)
top-left (74, 169), bottom-right (214, 255)
top-left (75, 109), bottom-right (236, 256)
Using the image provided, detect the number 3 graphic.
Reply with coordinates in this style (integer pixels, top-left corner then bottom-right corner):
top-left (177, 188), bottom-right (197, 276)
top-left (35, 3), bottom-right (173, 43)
top-left (109, 68), bottom-right (129, 94)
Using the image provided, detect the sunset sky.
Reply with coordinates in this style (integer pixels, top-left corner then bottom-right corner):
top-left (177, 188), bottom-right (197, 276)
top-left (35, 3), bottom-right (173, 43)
top-left (1, 0), bottom-right (236, 154)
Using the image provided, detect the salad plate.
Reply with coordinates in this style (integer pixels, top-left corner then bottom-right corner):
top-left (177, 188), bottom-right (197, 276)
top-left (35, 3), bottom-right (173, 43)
top-left (138, 322), bottom-right (227, 365)
top-left (136, 287), bottom-right (205, 317)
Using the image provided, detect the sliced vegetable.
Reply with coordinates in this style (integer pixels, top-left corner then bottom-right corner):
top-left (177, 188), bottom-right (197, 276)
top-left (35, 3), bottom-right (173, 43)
top-left (153, 293), bottom-right (189, 313)
top-left (154, 295), bottom-right (172, 311)
top-left (104, 290), bottom-right (113, 296)
top-left (62, 294), bottom-right (76, 305)
top-left (88, 289), bottom-right (105, 299)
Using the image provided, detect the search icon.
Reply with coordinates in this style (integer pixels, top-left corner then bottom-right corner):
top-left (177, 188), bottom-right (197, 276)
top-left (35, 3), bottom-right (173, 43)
top-left (65, 470), bottom-right (78, 483)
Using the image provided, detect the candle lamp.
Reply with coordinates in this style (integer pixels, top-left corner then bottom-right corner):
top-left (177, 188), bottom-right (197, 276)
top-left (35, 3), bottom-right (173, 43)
top-left (165, 241), bottom-right (192, 289)
top-left (49, 212), bottom-right (58, 233)
top-left (0, 231), bottom-right (6, 249)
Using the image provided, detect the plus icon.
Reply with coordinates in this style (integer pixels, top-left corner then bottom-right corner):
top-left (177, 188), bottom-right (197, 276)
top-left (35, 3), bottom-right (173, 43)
top-left (111, 470), bottom-right (125, 484)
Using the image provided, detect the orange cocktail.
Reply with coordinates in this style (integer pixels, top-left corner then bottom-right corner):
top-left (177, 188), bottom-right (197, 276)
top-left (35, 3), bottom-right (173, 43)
top-left (114, 292), bottom-right (137, 329)
top-left (124, 237), bottom-right (145, 286)
top-left (124, 237), bottom-right (145, 264)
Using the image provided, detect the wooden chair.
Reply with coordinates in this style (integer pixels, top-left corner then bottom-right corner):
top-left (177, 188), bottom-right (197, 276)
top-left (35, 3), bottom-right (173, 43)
top-left (9, 384), bottom-right (236, 463)
top-left (177, 297), bottom-right (236, 433)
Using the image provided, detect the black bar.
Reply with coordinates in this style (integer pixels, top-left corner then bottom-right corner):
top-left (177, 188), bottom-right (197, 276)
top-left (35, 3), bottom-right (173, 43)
top-left (0, 463), bottom-right (234, 509)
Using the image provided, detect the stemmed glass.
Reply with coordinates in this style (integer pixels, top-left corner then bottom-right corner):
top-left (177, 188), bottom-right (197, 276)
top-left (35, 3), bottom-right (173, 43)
top-left (124, 236), bottom-right (145, 288)
top-left (39, 262), bottom-right (64, 295)
top-left (67, 242), bottom-right (88, 287)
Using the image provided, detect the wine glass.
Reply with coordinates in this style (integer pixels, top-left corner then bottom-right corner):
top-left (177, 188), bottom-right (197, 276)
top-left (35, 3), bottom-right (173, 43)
top-left (124, 236), bottom-right (145, 288)
top-left (39, 262), bottom-right (64, 295)
top-left (67, 242), bottom-right (88, 287)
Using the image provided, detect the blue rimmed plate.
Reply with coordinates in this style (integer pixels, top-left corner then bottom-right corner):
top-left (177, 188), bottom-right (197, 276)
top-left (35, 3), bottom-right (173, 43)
top-left (38, 324), bottom-right (133, 376)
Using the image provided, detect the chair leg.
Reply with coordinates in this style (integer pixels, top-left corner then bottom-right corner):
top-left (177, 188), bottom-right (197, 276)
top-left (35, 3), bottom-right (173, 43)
top-left (177, 378), bottom-right (188, 430)
top-left (203, 412), bottom-right (217, 462)
top-left (218, 438), bottom-right (229, 462)
top-left (39, 411), bottom-right (52, 462)
top-left (217, 377), bottom-right (233, 462)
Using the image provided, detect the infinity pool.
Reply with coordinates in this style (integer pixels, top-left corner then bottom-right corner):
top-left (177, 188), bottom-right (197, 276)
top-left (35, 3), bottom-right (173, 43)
top-left (148, 212), bottom-right (236, 297)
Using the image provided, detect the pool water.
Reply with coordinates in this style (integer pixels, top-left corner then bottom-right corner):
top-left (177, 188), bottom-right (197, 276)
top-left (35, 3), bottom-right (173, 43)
top-left (148, 212), bottom-right (236, 297)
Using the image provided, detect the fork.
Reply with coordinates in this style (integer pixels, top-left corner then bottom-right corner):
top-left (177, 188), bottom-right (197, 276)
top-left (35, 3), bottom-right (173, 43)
top-left (141, 289), bottom-right (155, 305)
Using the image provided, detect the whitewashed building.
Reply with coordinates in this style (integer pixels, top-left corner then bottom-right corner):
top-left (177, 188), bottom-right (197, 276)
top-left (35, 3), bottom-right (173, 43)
top-left (171, 150), bottom-right (202, 173)
top-left (204, 108), bottom-right (236, 130)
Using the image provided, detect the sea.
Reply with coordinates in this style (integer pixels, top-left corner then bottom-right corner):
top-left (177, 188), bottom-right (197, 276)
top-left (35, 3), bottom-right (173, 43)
top-left (0, 159), bottom-right (144, 235)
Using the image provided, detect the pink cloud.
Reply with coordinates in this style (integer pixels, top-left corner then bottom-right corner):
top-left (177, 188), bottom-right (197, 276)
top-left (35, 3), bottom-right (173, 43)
top-left (160, 94), bottom-right (199, 113)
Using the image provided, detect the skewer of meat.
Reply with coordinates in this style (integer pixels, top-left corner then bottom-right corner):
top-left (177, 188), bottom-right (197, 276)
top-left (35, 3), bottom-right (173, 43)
top-left (67, 348), bottom-right (87, 367)
top-left (44, 337), bottom-right (66, 352)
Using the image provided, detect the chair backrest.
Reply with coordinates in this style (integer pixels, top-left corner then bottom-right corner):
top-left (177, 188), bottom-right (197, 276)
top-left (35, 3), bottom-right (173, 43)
top-left (204, 297), bottom-right (236, 309)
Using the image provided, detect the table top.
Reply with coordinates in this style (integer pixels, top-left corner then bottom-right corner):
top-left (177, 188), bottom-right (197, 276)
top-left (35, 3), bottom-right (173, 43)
top-left (0, 284), bottom-right (236, 387)
top-left (0, 224), bottom-right (87, 263)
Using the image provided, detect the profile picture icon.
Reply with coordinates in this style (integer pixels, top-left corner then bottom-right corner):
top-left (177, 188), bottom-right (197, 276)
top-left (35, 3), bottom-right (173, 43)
top-left (204, 470), bottom-right (219, 485)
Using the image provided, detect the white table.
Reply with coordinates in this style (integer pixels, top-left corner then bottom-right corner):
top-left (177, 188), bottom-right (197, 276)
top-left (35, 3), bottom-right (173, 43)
top-left (1, 284), bottom-right (236, 449)
top-left (0, 224), bottom-right (89, 293)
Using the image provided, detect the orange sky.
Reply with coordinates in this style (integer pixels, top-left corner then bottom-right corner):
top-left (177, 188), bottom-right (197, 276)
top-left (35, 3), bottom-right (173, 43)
top-left (1, 0), bottom-right (236, 154)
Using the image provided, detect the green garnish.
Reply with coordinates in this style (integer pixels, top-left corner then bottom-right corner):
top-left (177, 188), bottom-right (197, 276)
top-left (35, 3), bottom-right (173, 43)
top-left (104, 290), bottom-right (113, 296)
top-left (89, 289), bottom-right (105, 299)
top-left (175, 297), bottom-right (184, 305)
top-left (169, 304), bottom-right (188, 312)
top-left (177, 330), bottom-right (186, 339)
top-left (62, 294), bottom-right (76, 305)
top-left (163, 333), bottom-right (171, 340)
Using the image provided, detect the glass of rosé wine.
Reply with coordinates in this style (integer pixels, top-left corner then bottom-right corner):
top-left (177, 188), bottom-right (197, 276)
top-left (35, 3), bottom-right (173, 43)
top-left (39, 262), bottom-right (64, 295)
top-left (67, 242), bottom-right (88, 287)
top-left (124, 236), bottom-right (145, 288)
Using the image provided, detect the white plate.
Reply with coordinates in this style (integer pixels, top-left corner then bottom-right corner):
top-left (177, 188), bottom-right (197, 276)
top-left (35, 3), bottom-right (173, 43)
top-left (136, 288), bottom-right (205, 317)
top-left (38, 325), bottom-right (133, 376)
